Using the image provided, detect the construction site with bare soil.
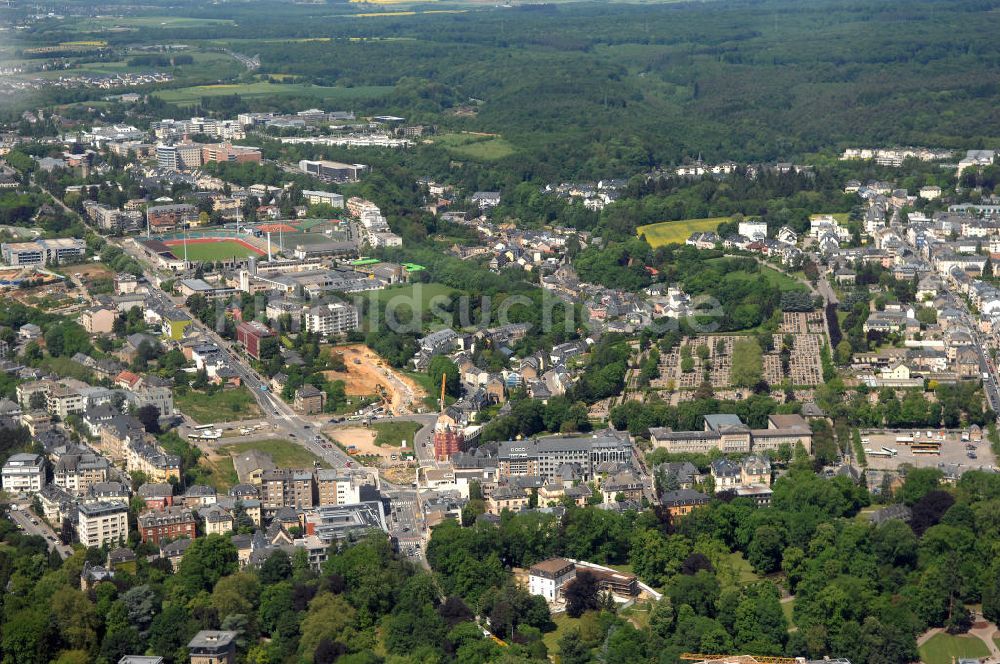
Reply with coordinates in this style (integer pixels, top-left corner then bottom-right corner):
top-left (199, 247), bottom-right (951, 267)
top-left (321, 343), bottom-right (428, 415)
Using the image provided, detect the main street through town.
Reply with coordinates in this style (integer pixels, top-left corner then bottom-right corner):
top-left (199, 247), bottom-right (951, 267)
top-left (39, 172), bottom-right (443, 557)
top-left (10, 503), bottom-right (73, 559)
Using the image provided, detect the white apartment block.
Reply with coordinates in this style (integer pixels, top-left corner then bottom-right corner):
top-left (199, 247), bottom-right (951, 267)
top-left (47, 385), bottom-right (86, 419)
top-left (1, 453), bottom-right (45, 494)
top-left (302, 190), bottom-right (345, 208)
top-left (77, 501), bottom-right (129, 548)
top-left (304, 302), bottom-right (359, 336)
top-left (738, 220), bottom-right (768, 241)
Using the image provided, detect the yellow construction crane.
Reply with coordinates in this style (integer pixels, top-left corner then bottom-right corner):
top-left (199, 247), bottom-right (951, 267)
top-left (439, 372), bottom-right (446, 413)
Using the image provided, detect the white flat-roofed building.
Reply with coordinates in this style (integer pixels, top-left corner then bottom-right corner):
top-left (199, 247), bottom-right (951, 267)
top-left (304, 301), bottom-right (359, 336)
top-left (1, 238), bottom-right (86, 266)
top-left (738, 220), bottom-right (768, 241)
top-left (298, 159), bottom-right (367, 182)
top-left (1, 453), bottom-right (45, 494)
top-left (77, 501), bottom-right (129, 548)
top-left (302, 190), bottom-right (345, 208)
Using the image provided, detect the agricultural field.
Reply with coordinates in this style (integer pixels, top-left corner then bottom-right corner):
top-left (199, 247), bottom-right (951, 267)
top-left (153, 82), bottom-right (392, 106)
top-left (72, 16), bottom-right (238, 30)
top-left (637, 217), bottom-right (728, 247)
top-left (163, 239), bottom-right (264, 261)
top-left (175, 387), bottom-right (262, 424)
top-left (429, 132), bottom-right (517, 161)
top-left (22, 51), bottom-right (242, 82)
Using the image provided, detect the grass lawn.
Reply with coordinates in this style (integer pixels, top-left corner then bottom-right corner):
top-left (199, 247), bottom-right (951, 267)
top-left (542, 612), bottom-right (579, 655)
top-left (708, 257), bottom-right (807, 292)
top-left (431, 132), bottom-right (517, 161)
top-left (165, 239), bottom-right (263, 262)
top-left (372, 282), bottom-right (461, 310)
top-left (619, 600), bottom-right (653, 630)
top-left (200, 455), bottom-right (238, 491)
top-left (637, 216), bottom-right (729, 247)
top-left (781, 598), bottom-right (796, 630)
top-left (334, 394), bottom-right (379, 415)
top-left (219, 439), bottom-right (329, 469)
top-left (154, 82), bottom-right (392, 106)
top-left (372, 421), bottom-right (422, 447)
top-left (724, 552), bottom-right (761, 586)
top-left (175, 387), bottom-right (261, 424)
top-left (38, 356), bottom-right (93, 382)
top-left (810, 212), bottom-right (850, 223)
top-left (404, 370), bottom-right (456, 411)
top-left (758, 265), bottom-right (807, 291)
top-left (919, 633), bottom-right (990, 664)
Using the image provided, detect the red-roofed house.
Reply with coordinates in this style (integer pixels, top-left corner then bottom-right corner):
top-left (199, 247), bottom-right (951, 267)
top-left (115, 370), bottom-right (142, 390)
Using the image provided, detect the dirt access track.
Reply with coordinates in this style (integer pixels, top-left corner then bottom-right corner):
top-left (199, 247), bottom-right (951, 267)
top-left (321, 344), bottom-right (427, 415)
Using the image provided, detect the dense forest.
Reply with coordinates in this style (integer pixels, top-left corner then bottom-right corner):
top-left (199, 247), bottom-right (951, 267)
top-left (9, 0), bottom-right (1000, 181)
top-left (1, 456), bottom-right (997, 664)
top-left (428, 456), bottom-right (1000, 664)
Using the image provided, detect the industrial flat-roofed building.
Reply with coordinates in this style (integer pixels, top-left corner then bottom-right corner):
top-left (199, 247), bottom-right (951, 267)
top-left (304, 501), bottom-right (388, 544)
top-left (1, 238), bottom-right (86, 266)
top-left (178, 278), bottom-right (238, 300)
top-left (298, 159), bottom-right (367, 182)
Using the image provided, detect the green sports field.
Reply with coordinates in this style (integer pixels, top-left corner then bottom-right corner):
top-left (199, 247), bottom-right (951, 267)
top-left (637, 217), bottom-right (729, 247)
top-left (165, 240), bottom-right (263, 262)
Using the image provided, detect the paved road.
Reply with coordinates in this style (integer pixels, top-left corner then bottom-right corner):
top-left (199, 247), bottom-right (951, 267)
top-left (816, 273), bottom-right (839, 306)
top-left (9, 505), bottom-right (73, 559)
top-left (39, 176), bottom-right (439, 554)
